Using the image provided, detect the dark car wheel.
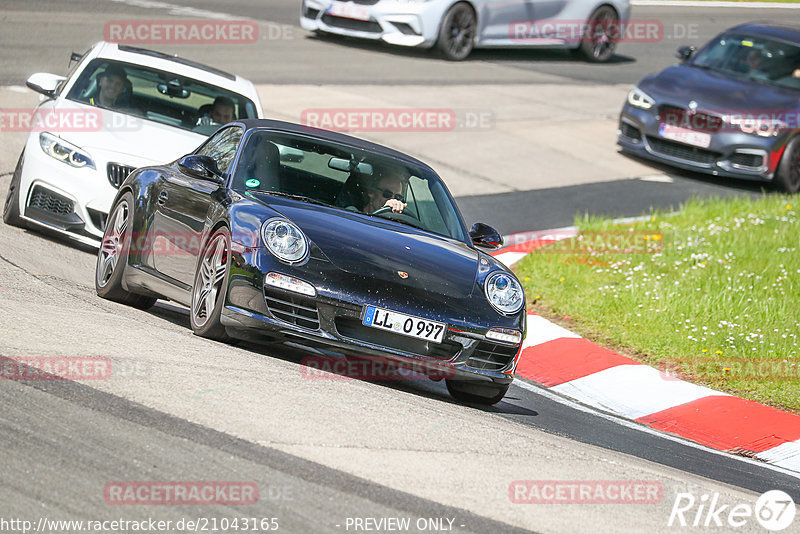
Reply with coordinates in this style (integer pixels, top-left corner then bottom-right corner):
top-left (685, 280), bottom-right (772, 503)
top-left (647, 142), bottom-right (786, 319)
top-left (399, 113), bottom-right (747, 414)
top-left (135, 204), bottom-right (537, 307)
top-left (3, 151), bottom-right (25, 227)
top-left (96, 192), bottom-right (157, 310)
top-left (775, 137), bottom-right (800, 193)
top-left (575, 5), bottom-right (619, 63)
top-left (436, 2), bottom-right (476, 61)
top-left (446, 379), bottom-right (510, 405)
top-left (190, 227), bottom-right (232, 341)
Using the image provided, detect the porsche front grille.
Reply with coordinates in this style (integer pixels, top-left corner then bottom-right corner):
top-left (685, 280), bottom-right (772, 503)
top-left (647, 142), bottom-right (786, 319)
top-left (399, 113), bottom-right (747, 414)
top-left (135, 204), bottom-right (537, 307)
top-left (334, 318), bottom-right (461, 360)
top-left (264, 287), bottom-right (320, 330)
top-left (466, 341), bottom-right (519, 371)
top-left (107, 163), bottom-right (136, 189)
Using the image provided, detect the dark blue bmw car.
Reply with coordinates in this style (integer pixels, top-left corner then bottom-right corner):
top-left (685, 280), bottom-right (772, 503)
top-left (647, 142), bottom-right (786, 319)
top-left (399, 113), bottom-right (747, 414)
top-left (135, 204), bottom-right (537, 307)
top-left (618, 23), bottom-right (800, 192)
top-left (94, 119), bottom-right (525, 404)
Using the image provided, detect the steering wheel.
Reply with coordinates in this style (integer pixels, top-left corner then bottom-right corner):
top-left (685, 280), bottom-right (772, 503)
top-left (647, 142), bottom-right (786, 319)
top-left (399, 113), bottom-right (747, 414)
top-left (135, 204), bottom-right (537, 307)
top-left (372, 205), bottom-right (420, 222)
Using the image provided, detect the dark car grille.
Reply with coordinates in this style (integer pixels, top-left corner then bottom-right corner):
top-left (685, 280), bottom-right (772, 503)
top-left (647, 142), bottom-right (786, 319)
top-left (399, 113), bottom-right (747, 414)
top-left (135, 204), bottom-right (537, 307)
top-left (28, 186), bottom-right (74, 215)
top-left (620, 121), bottom-right (642, 141)
top-left (335, 318), bottom-right (462, 360)
top-left (729, 152), bottom-right (765, 169)
top-left (304, 6), bottom-right (320, 18)
top-left (87, 208), bottom-right (108, 232)
top-left (647, 136), bottom-right (720, 165)
top-left (321, 14), bottom-right (381, 33)
top-left (264, 287), bottom-right (320, 330)
top-left (466, 341), bottom-right (519, 372)
top-left (107, 163), bottom-right (136, 189)
top-left (658, 105), bottom-right (723, 133)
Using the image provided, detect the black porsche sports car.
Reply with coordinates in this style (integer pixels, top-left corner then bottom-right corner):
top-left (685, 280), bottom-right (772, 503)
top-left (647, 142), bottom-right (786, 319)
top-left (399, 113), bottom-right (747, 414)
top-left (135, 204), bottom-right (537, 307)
top-left (618, 23), bottom-right (800, 193)
top-left (95, 119), bottom-right (526, 404)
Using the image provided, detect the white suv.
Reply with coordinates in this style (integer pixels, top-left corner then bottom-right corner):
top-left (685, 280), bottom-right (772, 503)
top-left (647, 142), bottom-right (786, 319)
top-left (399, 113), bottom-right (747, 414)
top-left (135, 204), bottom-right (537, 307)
top-left (3, 41), bottom-right (263, 247)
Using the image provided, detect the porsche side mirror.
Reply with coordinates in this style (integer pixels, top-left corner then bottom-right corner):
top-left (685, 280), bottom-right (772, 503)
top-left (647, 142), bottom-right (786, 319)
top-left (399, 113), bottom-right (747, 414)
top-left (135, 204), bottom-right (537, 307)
top-left (469, 222), bottom-right (503, 250)
top-left (26, 72), bottom-right (66, 99)
top-left (676, 46), bottom-right (696, 62)
top-left (178, 155), bottom-right (224, 184)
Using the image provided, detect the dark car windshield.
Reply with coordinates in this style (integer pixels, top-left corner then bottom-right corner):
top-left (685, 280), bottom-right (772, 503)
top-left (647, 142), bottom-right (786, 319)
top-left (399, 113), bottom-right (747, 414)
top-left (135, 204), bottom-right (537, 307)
top-left (691, 33), bottom-right (800, 90)
top-left (66, 59), bottom-right (258, 134)
top-left (231, 130), bottom-right (467, 242)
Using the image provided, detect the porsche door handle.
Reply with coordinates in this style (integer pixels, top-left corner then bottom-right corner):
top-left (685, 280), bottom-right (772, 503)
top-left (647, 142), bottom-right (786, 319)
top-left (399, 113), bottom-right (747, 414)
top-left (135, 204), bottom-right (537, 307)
top-left (157, 190), bottom-right (169, 205)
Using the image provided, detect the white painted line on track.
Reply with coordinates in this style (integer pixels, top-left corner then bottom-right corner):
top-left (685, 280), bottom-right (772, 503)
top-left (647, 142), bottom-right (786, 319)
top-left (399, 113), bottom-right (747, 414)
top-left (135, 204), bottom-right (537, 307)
top-left (550, 364), bottom-right (726, 420)
top-left (523, 314), bottom-right (581, 348)
top-left (632, 0), bottom-right (800, 8)
top-left (756, 440), bottom-right (800, 472)
top-left (512, 378), bottom-right (800, 481)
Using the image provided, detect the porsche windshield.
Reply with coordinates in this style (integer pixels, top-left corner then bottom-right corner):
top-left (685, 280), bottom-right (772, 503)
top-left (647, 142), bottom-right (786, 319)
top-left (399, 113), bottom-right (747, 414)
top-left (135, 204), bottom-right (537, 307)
top-left (692, 33), bottom-right (800, 90)
top-left (232, 131), bottom-right (467, 242)
top-left (66, 59), bottom-right (258, 134)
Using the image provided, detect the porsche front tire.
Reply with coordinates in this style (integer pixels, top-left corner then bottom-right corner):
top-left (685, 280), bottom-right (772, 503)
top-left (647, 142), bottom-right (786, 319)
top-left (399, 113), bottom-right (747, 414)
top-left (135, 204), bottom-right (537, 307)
top-left (190, 227), bottom-right (232, 341)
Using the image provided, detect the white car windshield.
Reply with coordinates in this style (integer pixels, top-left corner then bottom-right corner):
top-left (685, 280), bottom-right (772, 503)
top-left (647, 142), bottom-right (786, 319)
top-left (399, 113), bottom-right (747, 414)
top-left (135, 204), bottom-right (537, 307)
top-left (66, 59), bottom-right (258, 134)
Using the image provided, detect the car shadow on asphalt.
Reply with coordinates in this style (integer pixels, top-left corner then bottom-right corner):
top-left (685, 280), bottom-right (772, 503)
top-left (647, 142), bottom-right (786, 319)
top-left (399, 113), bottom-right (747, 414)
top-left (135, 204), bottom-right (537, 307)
top-left (307, 33), bottom-right (635, 66)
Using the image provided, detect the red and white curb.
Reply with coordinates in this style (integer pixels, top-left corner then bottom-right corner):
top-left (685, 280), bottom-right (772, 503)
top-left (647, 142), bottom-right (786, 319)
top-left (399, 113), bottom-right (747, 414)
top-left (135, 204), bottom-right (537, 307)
top-left (492, 230), bottom-right (800, 475)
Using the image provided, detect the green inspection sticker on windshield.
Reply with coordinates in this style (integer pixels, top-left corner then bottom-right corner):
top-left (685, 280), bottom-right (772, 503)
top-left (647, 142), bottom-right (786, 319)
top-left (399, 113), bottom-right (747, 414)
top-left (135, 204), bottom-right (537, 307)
top-left (245, 179), bottom-right (260, 188)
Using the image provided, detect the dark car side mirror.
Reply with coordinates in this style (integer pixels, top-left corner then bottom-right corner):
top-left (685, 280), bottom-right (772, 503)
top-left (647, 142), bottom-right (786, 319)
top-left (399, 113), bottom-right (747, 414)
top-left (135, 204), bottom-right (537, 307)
top-left (676, 46), bottom-right (696, 62)
top-left (178, 155), bottom-right (224, 184)
top-left (469, 223), bottom-right (503, 250)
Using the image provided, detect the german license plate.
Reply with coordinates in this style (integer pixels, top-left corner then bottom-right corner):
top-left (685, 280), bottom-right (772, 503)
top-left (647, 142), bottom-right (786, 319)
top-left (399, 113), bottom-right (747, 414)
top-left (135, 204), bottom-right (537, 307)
top-left (658, 123), bottom-right (711, 149)
top-left (362, 305), bottom-right (445, 344)
top-left (328, 1), bottom-right (370, 21)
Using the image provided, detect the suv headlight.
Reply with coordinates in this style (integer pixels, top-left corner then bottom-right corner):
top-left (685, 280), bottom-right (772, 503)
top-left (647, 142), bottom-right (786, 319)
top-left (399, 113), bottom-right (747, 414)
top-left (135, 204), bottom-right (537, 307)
top-left (485, 272), bottom-right (524, 314)
top-left (39, 132), bottom-right (95, 169)
top-left (261, 218), bottom-right (308, 263)
top-left (627, 87), bottom-right (655, 110)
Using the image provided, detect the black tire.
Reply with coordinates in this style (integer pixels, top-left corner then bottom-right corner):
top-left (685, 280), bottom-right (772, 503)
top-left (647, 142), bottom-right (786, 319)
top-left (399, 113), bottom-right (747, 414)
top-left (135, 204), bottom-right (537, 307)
top-left (95, 192), bottom-right (157, 310)
top-left (774, 137), bottom-right (800, 193)
top-left (435, 2), bottom-right (476, 61)
top-left (575, 5), bottom-right (619, 63)
top-left (3, 151), bottom-right (25, 227)
top-left (190, 227), bottom-right (232, 341)
top-left (446, 379), bottom-right (510, 405)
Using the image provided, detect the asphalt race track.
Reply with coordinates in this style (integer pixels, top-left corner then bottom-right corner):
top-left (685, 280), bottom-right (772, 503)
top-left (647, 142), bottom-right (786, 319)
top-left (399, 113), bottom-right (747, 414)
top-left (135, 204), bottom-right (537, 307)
top-left (1, 1), bottom-right (799, 533)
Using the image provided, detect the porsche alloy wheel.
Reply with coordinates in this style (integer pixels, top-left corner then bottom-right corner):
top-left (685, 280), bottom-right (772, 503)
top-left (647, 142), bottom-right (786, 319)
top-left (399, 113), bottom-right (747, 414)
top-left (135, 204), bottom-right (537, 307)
top-left (436, 3), bottom-right (476, 61)
top-left (576, 6), bottom-right (619, 63)
top-left (190, 227), bottom-right (231, 340)
top-left (95, 192), bottom-right (156, 309)
top-left (775, 137), bottom-right (800, 193)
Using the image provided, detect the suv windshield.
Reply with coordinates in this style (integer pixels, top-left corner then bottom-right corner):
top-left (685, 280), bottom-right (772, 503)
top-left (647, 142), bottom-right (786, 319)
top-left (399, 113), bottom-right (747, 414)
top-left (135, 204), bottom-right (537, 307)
top-left (66, 59), bottom-right (258, 134)
top-left (232, 131), bottom-right (467, 242)
top-left (692, 33), bottom-right (800, 90)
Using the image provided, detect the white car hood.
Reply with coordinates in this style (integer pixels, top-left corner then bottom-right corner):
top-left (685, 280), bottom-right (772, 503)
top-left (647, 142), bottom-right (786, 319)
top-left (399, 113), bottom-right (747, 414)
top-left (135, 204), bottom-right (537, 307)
top-left (53, 104), bottom-right (207, 167)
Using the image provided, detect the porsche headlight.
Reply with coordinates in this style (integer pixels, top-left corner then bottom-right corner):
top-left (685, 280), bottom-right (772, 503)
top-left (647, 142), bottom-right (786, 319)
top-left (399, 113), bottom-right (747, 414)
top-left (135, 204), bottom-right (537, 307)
top-left (261, 218), bottom-right (308, 263)
top-left (627, 87), bottom-right (655, 110)
top-left (485, 272), bottom-right (524, 315)
top-left (39, 132), bottom-right (95, 169)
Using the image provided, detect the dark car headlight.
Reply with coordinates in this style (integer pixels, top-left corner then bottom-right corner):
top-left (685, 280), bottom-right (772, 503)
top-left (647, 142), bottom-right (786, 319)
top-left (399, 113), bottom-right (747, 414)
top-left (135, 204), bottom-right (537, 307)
top-left (627, 87), bottom-right (655, 110)
top-left (485, 272), bottom-right (524, 315)
top-left (727, 115), bottom-right (787, 138)
top-left (39, 132), bottom-right (95, 169)
top-left (261, 218), bottom-right (308, 263)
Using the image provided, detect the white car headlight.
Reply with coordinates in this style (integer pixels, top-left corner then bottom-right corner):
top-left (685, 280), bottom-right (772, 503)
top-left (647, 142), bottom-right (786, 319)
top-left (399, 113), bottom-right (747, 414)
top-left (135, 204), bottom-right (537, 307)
top-left (261, 218), bottom-right (308, 263)
top-left (39, 132), bottom-right (95, 169)
top-left (627, 87), bottom-right (655, 110)
top-left (485, 272), bottom-right (524, 315)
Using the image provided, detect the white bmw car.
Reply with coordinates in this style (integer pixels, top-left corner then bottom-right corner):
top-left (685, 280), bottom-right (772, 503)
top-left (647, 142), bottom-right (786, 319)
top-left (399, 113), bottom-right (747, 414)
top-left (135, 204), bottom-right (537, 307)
top-left (301, 0), bottom-right (630, 61)
top-left (3, 41), bottom-right (263, 247)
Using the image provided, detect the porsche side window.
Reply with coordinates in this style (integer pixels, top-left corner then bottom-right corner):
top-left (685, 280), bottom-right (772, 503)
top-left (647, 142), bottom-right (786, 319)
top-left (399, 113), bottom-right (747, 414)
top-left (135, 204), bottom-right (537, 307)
top-left (196, 126), bottom-right (242, 175)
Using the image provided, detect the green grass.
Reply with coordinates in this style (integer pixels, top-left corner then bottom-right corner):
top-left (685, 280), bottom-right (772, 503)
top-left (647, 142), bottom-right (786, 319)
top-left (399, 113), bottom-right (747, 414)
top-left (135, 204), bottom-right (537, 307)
top-left (516, 194), bottom-right (800, 413)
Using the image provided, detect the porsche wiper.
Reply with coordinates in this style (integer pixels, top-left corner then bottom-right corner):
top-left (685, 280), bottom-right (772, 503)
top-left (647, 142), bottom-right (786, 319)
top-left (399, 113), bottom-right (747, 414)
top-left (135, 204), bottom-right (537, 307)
top-left (255, 191), bottom-right (331, 207)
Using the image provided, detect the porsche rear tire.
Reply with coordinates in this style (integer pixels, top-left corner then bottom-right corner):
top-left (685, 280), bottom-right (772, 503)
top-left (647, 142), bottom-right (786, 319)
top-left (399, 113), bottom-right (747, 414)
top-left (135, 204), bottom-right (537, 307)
top-left (190, 227), bottom-right (232, 341)
top-left (95, 192), bottom-right (157, 310)
top-left (446, 379), bottom-right (509, 405)
top-left (3, 151), bottom-right (25, 227)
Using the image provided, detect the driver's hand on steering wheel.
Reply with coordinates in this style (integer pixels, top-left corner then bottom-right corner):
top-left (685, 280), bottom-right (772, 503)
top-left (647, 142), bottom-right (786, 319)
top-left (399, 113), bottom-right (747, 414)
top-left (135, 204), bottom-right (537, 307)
top-left (384, 198), bottom-right (406, 213)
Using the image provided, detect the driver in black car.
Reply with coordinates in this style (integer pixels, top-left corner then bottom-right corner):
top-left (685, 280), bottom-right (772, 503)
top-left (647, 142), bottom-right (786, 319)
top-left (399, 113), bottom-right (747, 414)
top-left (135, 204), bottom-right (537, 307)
top-left (339, 166), bottom-right (408, 214)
